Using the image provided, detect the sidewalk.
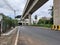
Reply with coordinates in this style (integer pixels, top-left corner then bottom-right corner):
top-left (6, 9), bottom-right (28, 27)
top-left (0, 27), bottom-right (18, 45)
top-left (2, 27), bottom-right (17, 36)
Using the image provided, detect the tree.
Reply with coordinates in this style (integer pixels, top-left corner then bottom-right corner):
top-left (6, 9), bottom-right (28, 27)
top-left (49, 6), bottom-right (53, 24)
top-left (2, 15), bottom-right (18, 33)
top-left (38, 19), bottom-right (44, 24)
top-left (38, 17), bottom-right (50, 24)
top-left (41, 17), bottom-right (47, 24)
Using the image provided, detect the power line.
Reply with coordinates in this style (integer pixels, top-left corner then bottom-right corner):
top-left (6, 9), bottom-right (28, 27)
top-left (3, 0), bottom-right (20, 18)
top-left (3, 0), bottom-right (14, 11)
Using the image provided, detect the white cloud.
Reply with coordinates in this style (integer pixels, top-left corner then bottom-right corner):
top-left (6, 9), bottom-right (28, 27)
top-left (0, 0), bottom-right (53, 19)
top-left (32, 0), bottom-right (53, 20)
top-left (0, 0), bottom-right (27, 18)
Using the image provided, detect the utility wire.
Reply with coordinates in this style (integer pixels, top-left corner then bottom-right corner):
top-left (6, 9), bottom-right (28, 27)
top-left (3, 0), bottom-right (20, 18)
top-left (3, 0), bottom-right (14, 11)
top-left (3, 0), bottom-right (17, 17)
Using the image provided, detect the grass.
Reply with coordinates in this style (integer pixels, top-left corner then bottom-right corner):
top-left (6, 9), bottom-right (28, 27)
top-left (31, 24), bottom-right (52, 28)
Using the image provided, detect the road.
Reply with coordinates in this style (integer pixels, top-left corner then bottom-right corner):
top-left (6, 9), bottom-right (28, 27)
top-left (0, 26), bottom-right (60, 45)
top-left (18, 26), bottom-right (60, 45)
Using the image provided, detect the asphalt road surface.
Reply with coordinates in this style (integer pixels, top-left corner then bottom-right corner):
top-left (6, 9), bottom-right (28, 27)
top-left (0, 26), bottom-right (60, 45)
top-left (18, 26), bottom-right (60, 45)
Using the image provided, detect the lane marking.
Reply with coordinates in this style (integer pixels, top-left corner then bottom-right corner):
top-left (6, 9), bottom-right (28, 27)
top-left (2, 27), bottom-right (17, 36)
top-left (14, 28), bottom-right (19, 45)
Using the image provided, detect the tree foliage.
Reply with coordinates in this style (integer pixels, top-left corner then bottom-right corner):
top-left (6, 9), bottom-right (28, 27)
top-left (2, 15), bottom-right (18, 33)
top-left (49, 6), bottom-right (53, 24)
top-left (38, 18), bottom-right (50, 24)
top-left (38, 6), bottom-right (53, 25)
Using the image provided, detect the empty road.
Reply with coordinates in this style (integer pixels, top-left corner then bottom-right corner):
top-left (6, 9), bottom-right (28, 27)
top-left (1, 26), bottom-right (60, 45)
top-left (18, 26), bottom-right (60, 45)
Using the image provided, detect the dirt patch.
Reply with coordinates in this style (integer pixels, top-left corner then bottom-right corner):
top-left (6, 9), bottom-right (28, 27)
top-left (0, 30), bottom-right (17, 45)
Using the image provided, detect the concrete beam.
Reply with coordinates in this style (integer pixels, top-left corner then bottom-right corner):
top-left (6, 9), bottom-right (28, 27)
top-left (22, 0), bottom-right (34, 17)
top-left (22, 0), bottom-right (48, 19)
top-left (22, 0), bottom-right (30, 16)
top-left (23, 0), bottom-right (39, 19)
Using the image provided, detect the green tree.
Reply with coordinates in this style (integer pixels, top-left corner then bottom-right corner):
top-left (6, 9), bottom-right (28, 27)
top-left (38, 19), bottom-right (44, 24)
top-left (49, 6), bottom-right (53, 24)
top-left (2, 15), bottom-right (18, 33)
top-left (38, 17), bottom-right (50, 24)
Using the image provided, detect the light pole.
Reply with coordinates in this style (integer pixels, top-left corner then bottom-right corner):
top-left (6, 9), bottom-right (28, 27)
top-left (14, 10), bottom-right (16, 18)
top-left (35, 15), bottom-right (37, 24)
top-left (0, 15), bottom-right (3, 36)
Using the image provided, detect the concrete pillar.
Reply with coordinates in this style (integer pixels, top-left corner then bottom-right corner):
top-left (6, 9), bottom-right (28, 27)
top-left (22, 22), bottom-right (23, 26)
top-left (54, 0), bottom-right (60, 25)
top-left (28, 14), bottom-right (31, 25)
top-left (22, 20), bottom-right (25, 26)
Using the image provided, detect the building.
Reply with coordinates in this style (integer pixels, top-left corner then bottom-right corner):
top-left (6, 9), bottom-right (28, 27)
top-left (15, 15), bottom-right (29, 25)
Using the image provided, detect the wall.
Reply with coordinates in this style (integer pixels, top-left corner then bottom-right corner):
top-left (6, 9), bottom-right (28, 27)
top-left (54, 0), bottom-right (60, 25)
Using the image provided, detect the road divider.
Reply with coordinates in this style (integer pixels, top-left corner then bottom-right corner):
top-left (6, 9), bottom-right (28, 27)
top-left (57, 25), bottom-right (60, 31)
top-left (51, 25), bottom-right (60, 31)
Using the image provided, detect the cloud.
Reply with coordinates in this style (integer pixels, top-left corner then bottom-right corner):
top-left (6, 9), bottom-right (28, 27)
top-left (32, 0), bottom-right (53, 20)
top-left (0, 0), bottom-right (27, 18)
top-left (0, 0), bottom-right (53, 19)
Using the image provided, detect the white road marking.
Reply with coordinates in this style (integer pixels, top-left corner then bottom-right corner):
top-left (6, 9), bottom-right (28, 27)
top-left (14, 27), bottom-right (19, 45)
top-left (2, 27), bottom-right (17, 36)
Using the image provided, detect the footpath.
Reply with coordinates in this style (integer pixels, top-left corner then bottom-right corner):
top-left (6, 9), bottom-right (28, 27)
top-left (0, 27), bottom-right (18, 45)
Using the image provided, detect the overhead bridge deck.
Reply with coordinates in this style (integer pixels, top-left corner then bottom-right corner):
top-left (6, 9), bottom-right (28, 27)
top-left (22, 0), bottom-right (48, 19)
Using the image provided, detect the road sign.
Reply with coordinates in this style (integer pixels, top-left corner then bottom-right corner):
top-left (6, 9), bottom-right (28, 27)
top-left (0, 15), bottom-right (2, 21)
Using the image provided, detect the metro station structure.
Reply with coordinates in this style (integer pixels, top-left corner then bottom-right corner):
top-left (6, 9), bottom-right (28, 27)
top-left (21, 0), bottom-right (48, 25)
top-left (21, 0), bottom-right (60, 30)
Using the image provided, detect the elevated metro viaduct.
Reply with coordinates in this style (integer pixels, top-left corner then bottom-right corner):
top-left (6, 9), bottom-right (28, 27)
top-left (21, 0), bottom-right (60, 30)
top-left (21, 0), bottom-right (48, 25)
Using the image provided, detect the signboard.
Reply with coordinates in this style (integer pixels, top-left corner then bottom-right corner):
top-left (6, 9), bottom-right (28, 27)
top-left (35, 15), bottom-right (37, 19)
top-left (0, 15), bottom-right (2, 21)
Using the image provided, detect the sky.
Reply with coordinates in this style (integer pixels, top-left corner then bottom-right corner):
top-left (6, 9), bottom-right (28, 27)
top-left (0, 0), bottom-right (53, 20)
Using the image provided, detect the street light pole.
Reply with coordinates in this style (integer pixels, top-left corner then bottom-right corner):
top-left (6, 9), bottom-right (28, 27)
top-left (14, 10), bottom-right (16, 18)
top-left (0, 15), bottom-right (3, 36)
top-left (0, 22), bottom-right (1, 36)
top-left (14, 10), bottom-right (17, 27)
top-left (0, 20), bottom-right (3, 36)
